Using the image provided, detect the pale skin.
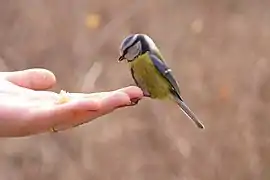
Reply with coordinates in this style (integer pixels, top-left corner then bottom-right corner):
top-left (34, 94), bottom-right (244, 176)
top-left (0, 68), bottom-right (143, 137)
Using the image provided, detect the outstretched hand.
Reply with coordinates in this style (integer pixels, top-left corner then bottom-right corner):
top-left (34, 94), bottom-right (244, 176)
top-left (0, 69), bottom-right (143, 137)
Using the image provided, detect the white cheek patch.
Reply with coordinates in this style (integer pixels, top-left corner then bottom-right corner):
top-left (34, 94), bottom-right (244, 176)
top-left (125, 41), bottom-right (141, 60)
top-left (125, 52), bottom-right (136, 61)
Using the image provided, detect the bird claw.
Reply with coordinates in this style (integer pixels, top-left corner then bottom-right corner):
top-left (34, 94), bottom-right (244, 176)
top-left (129, 84), bottom-right (151, 98)
top-left (129, 97), bottom-right (141, 106)
top-left (143, 93), bottom-right (151, 98)
top-left (115, 98), bottom-right (141, 109)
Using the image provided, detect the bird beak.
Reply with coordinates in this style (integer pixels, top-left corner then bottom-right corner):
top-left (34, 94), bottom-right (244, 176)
top-left (118, 55), bottom-right (125, 62)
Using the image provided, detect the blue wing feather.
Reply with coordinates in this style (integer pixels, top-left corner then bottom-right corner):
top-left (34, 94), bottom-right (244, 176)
top-left (149, 53), bottom-right (204, 129)
top-left (149, 53), bottom-right (181, 96)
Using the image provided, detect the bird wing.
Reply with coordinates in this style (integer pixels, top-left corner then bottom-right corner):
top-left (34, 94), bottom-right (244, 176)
top-left (149, 53), bottom-right (204, 129)
top-left (153, 49), bottom-right (166, 62)
top-left (149, 53), bottom-right (181, 97)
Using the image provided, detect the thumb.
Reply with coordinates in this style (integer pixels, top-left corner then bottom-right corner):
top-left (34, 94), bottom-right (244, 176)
top-left (3, 68), bottom-right (56, 90)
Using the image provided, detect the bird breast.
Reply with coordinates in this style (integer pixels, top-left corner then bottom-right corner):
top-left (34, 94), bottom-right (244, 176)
top-left (130, 53), bottom-right (170, 99)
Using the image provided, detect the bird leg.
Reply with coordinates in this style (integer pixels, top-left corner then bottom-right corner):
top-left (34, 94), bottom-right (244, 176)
top-left (126, 82), bottom-right (151, 107)
top-left (127, 90), bottom-right (150, 106)
top-left (129, 83), bottom-right (151, 98)
top-left (143, 93), bottom-right (151, 98)
top-left (116, 97), bottom-right (141, 108)
top-left (130, 97), bottom-right (141, 105)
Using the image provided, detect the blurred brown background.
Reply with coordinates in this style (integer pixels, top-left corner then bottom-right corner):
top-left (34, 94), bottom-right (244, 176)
top-left (0, 0), bottom-right (270, 179)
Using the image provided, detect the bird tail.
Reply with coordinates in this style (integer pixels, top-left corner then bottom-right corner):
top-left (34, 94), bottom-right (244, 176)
top-left (174, 96), bottom-right (205, 129)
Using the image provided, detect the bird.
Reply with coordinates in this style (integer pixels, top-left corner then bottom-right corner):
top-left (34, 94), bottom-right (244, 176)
top-left (117, 33), bottom-right (205, 129)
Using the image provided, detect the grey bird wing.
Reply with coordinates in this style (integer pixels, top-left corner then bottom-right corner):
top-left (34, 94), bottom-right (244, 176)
top-left (130, 67), bottom-right (151, 97)
top-left (148, 53), bottom-right (181, 97)
top-left (149, 53), bottom-right (205, 129)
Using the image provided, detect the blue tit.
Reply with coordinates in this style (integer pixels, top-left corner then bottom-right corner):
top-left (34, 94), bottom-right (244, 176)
top-left (118, 34), bottom-right (205, 129)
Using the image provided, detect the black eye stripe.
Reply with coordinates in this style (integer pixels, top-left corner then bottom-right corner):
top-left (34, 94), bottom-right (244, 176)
top-left (123, 38), bottom-right (140, 55)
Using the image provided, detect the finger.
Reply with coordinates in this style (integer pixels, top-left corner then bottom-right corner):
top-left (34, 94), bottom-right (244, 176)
top-left (30, 91), bottom-right (128, 132)
top-left (50, 92), bottom-right (132, 131)
top-left (4, 68), bottom-right (56, 90)
top-left (80, 91), bottom-right (132, 120)
top-left (52, 91), bottom-right (130, 122)
top-left (67, 86), bottom-right (143, 101)
top-left (56, 99), bottom-right (101, 111)
top-left (21, 87), bottom-right (142, 135)
top-left (115, 86), bottom-right (144, 100)
top-left (99, 91), bottom-right (131, 110)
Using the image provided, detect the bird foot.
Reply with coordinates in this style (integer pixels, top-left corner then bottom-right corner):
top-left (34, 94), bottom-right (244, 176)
top-left (143, 93), bottom-right (151, 98)
top-left (129, 84), bottom-right (151, 98)
top-left (116, 97), bottom-right (141, 108)
top-left (129, 97), bottom-right (141, 106)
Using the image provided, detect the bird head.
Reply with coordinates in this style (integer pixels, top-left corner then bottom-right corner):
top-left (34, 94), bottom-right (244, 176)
top-left (118, 34), bottom-right (158, 62)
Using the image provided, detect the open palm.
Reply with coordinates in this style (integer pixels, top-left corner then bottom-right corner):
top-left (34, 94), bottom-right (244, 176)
top-left (0, 69), bottom-right (143, 137)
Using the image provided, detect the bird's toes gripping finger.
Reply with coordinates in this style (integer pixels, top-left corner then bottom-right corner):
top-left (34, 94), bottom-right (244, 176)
top-left (128, 84), bottom-right (150, 98)
top-left (115, 97), bottom-right (141, 108)
top-left (129, 97), bottom-right (141, 106)
top-left (143, 93), bottom-right (151, 98)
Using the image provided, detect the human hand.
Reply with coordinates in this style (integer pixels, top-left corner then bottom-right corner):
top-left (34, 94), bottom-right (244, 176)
top-left (0, 68), bottom-right (143, 137)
